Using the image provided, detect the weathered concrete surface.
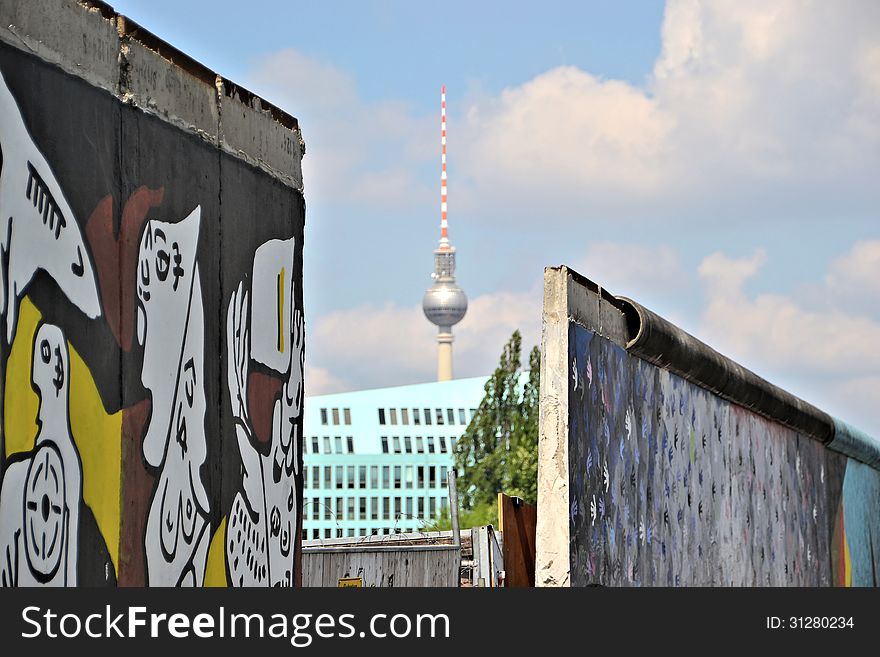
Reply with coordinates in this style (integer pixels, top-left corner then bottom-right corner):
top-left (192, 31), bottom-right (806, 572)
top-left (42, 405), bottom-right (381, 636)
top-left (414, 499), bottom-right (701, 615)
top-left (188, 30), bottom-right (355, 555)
top-left (537, 265), bottom-right (880, 587)
top-left (0, 1), bottom-right (304, 189)
top-left (537, 267), bottom-right (631, 586)
top-left (0, 0), bottom-right (119, 93)
top-left (220, 79), bottom-right (305, 192)
top-left (118, 15), bottom-right (219, 144)
top-left (536, 267), bottom-right (571, 587)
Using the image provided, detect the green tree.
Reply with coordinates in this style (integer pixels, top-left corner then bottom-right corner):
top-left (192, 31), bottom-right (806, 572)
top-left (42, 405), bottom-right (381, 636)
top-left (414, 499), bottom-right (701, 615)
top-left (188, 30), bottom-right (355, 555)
top-left (452, 330), bottom-right (541, 512)
top-left (421, 502), bottom-right (498, 532)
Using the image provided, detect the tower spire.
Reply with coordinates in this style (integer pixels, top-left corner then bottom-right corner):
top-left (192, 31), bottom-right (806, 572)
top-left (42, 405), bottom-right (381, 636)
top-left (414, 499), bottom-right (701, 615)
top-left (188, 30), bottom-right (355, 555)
top-left (423, 85), bottom-right (468, 381)
top-left (440, 84), bottom-right (449, 248)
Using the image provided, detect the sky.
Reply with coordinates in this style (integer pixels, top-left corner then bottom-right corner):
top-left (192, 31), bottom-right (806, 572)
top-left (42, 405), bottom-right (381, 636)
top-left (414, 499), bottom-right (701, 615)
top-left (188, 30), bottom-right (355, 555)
top-left (110, 0), bottom-right (880, 435)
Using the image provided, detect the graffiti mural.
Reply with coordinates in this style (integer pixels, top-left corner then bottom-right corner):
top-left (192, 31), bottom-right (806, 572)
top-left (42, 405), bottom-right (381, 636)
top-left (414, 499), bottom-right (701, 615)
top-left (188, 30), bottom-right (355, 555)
top-left (225, 238), bottom-right (303, 586)
top-left (0, 41), bottom-right (304, 587)
top-left (568, 321), bottom-right (879, 586)
top-left (0, 71), bottom-right (102, 348)
top-left (137, 210), bottom-right (211, 586)
top-left (0, 323), bottom-right (81, 586)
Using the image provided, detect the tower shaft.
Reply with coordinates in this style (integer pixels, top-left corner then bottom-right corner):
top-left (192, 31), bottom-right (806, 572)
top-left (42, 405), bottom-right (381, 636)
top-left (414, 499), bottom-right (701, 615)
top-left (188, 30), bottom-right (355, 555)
top-left (437, 331), bottom-right (453, 381)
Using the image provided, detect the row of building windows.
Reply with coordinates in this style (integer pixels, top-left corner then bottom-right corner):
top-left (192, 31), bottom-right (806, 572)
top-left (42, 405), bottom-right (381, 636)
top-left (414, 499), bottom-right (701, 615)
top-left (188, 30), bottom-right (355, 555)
top-left (380, 435), bottom-right (455, 454)
top-left (305, 465), bottom-right (450, 490)
top-left (304, 495), bottom-right (448, 522)
top-left (378, 407), bottom-right (475, 426)
top-left (319, 408), bottom-right (352, 426)
top-left (304, 527), bottom-right (425, 540)
top-left (303, 435), bottom-right (457, 456)
top-left (306, 436), bottom-right (354, 455)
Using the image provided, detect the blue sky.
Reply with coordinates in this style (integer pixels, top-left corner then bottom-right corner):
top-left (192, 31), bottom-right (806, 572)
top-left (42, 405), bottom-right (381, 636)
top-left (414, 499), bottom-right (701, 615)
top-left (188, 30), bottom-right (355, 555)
top-left (110, 0), bottom-right (880, 434)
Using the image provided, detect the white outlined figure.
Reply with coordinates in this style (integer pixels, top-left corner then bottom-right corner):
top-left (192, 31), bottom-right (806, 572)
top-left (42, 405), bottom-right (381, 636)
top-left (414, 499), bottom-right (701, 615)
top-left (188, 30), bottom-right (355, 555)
top-left (136, 209), bottom-right (210, 586)
top-left (0, 323), bottom-right (81, 586)
top-left (226, 237), bottom-right (302, 587)
top-left (0, 70), bottom-right (101, 346)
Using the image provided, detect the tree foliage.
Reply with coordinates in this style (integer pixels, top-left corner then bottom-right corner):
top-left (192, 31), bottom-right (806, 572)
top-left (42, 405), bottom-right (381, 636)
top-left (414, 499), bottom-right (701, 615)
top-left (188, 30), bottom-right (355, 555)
top-left (421, 501), bottom-right (498, 533)
top-left (452, 330), bottom-right (540, 510)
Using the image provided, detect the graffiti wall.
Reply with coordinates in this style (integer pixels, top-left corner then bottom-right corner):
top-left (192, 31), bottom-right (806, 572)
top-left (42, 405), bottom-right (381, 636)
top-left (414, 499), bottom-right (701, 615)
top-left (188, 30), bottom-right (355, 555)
top-left (0, 40), bottom-right (304, 587)
top-left (569, 323), bottom-right (846, 586)
top-left (537, 266), bottom-right (880, 587)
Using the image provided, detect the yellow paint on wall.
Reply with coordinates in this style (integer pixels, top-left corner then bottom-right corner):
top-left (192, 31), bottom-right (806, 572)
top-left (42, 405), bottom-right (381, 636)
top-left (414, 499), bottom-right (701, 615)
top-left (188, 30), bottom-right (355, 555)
top-left (4, 296), bottom-right (122, 572)
top-left (4, 298), bottom-right (41, 455)
top-left (69, 337), bottom-right (122, 571)
top-left (204, 517), bottom-right (229, 587)
top-left (843, 533), bottom-right (852, 587)
top-left (277, 267), bottom-right (285, 354)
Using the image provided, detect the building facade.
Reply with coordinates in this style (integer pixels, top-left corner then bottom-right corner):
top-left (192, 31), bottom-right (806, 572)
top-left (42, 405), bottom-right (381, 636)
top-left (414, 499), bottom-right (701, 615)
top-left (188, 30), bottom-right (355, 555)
top-left (302, 376), bottom-right (488, 539)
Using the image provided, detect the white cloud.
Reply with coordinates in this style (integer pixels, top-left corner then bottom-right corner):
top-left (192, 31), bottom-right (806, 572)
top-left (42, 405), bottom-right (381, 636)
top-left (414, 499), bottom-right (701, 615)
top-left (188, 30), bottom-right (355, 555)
top-left (461, 67), bottom-right (672, 202)
top-left (576, 242), bottom-right (689, 298)
top-left (455, 289), bottom-right (542, 370)
top-left (457, 0), bottom-right (880, 223)
top-left (242, 7), bottom-right (880, 436)
top-left (819, 375), bottom-right (880, 437)
top-left (696, 245), bottom-right (880, 434)
top-left (249, 48), bottom-right (358, 114)
top-left (306, 288), bottom-right (541, 394)
top-left (698, 249), bottom-right (767, 298)
top-left (245, 48), bottom-right (434, 210)
top-left (304, 364), bottom-right (347, 397)
top-left (825, 239), bottom-right (880, 309)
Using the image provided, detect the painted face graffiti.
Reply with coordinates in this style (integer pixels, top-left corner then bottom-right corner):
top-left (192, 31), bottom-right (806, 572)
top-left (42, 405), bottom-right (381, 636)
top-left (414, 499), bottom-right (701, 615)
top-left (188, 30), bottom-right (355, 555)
top-left (137, 210), bottom-right (210, 586)
top-left (0, 323), bottom-right (81, 587)
top-left (225, 237), bottom-right (302, 587)
top-left (0, 71), bottom-right (101, 346)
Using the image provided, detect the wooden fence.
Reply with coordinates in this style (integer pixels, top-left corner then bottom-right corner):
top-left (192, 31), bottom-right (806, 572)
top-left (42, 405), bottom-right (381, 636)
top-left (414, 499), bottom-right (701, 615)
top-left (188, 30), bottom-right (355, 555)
top-left (302, 532), bottom-right (461, 587)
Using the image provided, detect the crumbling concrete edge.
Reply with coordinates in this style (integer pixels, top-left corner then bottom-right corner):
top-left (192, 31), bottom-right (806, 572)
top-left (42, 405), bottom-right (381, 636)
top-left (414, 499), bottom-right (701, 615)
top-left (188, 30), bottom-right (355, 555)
top-left (0, 0), bottom-right (304, 192)
top-left (536, 266), bottom-right (572, 587)
top-left (536, 266), bottom-right (630, 587)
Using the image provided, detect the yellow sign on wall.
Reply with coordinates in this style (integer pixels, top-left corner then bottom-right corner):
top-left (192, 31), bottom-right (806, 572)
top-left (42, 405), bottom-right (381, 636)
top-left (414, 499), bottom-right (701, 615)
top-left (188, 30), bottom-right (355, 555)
top-left (337, 577), bottom-right (363, 587)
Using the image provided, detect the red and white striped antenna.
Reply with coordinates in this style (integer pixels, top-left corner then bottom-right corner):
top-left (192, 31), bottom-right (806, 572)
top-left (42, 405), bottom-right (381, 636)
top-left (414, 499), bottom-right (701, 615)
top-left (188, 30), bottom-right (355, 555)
top-left (439, 84), bottom-right (449, 249)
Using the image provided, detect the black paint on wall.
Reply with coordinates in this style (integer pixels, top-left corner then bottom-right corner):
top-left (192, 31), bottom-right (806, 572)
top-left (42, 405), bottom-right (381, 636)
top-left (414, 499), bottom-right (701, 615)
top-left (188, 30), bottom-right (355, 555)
top-left (0, 43), bottom-right (304, 587)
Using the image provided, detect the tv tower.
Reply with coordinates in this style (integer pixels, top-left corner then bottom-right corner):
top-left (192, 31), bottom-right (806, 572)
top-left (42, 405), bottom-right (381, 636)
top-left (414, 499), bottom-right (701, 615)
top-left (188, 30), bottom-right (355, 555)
top-left (422, 85), bottom-right (467, 381)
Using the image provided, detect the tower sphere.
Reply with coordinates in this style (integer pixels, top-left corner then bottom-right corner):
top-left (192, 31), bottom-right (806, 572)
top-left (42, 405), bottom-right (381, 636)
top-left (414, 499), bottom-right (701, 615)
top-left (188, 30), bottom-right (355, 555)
top-left (423, 279), bottom-right (468, 329)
